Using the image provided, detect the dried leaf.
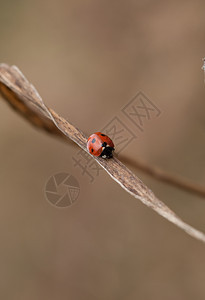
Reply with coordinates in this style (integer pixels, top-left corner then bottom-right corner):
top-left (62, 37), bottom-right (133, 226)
top-left (1, 63), bottom-right (205, 243)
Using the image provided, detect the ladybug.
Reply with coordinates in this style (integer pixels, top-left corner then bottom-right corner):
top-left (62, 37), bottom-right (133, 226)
top-left (87, 132), bottom-right (115, 159)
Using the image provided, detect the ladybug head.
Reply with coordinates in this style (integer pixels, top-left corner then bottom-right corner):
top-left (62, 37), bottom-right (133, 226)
top-left (100, 142), bottom-right (115, 159)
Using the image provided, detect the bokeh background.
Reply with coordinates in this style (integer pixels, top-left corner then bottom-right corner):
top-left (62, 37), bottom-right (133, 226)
top-left (0, 0), bottom-right (205, 299)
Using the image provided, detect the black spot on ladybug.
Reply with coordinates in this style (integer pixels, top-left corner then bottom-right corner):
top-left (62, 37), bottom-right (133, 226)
top-left (102, 142), bottom-right (107, 147)
top-left (92, 138), bottom-right (96, 143)
top-left (101, 134), bottom-right (105, 136)
top-left (91, 148), bottom-right (94, 152)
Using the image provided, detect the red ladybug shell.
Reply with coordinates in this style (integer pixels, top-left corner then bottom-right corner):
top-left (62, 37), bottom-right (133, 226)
top-left (87, 132), bottom-right (115, 158)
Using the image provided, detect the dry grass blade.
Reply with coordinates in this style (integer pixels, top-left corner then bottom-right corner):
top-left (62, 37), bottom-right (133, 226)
top-left (1, 63), bottom-right (204, 199)
top-left (1, 63), bottom-right (205, 243)
top-left (0, 64), bottom-right (68, 140)
top-left (120, 155), bottom-right (205, 198)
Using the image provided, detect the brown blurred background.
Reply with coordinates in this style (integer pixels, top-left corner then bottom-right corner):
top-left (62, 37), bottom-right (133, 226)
top-left (1, 0), bottom-right (205, 299)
